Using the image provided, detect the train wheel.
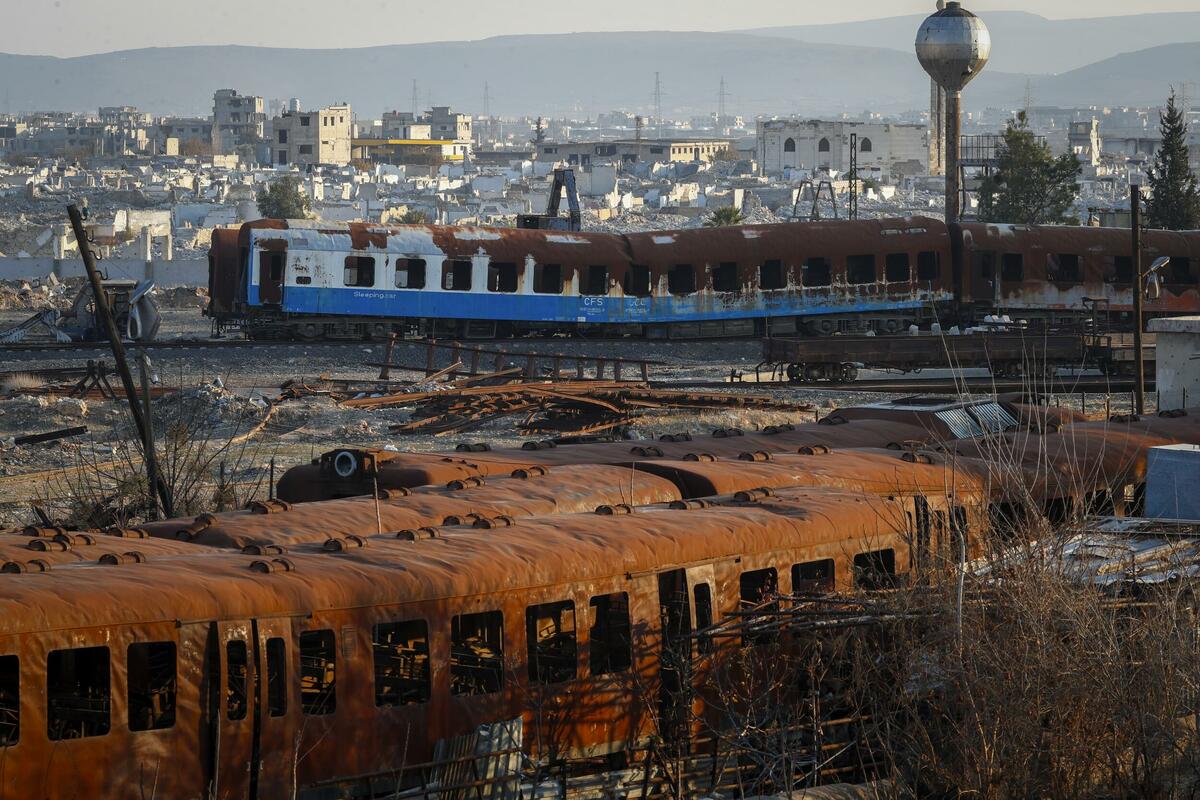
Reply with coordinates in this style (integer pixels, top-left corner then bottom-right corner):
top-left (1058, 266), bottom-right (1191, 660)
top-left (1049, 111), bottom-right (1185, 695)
top-left (813, 319), bottom-right (836, 336)
top-left (840, 364), bottom-right (858, 382)
top-left (882, 318), bottom-right (902, 334)
top-left (804, 365), bottom-right (822, 382)
top-left (366, 323), bottom-right (390, 342)
top-left (786, 364), bottom-right (801, 382)
top-left (297, 323), bottom-right (321, 342)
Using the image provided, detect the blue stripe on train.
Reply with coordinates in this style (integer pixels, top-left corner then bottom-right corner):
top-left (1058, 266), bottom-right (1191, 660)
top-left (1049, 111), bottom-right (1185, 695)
top-left (275, 286), bottom-right (935, 323)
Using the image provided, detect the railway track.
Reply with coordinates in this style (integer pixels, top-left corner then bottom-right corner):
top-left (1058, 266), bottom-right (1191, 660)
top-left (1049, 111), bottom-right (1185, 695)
top-left (685, 374), bottom-right (1150, 394)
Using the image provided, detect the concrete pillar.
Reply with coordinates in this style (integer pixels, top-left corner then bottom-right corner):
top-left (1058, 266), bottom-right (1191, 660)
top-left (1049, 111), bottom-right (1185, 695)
top-left (163, 231), bottom-right (173, 262)
top-left (52, 225), bottom-right (69, 260)
top-left (140, 226), bottom-right (153, 261)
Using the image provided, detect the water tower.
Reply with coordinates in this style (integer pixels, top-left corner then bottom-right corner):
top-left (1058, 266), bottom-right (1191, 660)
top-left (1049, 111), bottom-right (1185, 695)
top-left (916, 1), bottom-right (990, 224)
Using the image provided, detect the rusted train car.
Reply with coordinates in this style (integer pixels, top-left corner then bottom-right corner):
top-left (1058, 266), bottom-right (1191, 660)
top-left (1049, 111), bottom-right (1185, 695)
top-left (206, 216), bottom-right (1200, 340)
top-left (1, 407), bottom-right (1198, 797)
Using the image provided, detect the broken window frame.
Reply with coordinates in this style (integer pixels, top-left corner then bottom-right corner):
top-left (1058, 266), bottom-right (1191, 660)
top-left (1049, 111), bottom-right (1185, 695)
top-left (846, 254), bottom-right (877, 285)
top-left (525, 601), bottom-right (578, 686)
top-left (372, 619), bottom-right (431, 707)
top-left (667, 264), bottom-right (697, 296)
top-left (623, 265), bottom-right (651, 297)
top-left (739, 567), bottom-right (780, 646)
top-left (487, 261), bottom-right (519, 293)
top-left (395, 258), bottom-right (427, 289)
top-left (533, 263), bottom-right (564, 295)
top-left (792, 559), bottom-right (835, 593)
top-left (853, 549), bottom-right (897, 590)
top-left (712, 262), bottom-right (739, 293)
top-left (299, 629), bottom-right (337, 716)
top-left (343, 255), bottom-right (376, 288)
top-left (48, 646), bottom-right (111, 741)
top-left (226, 640), bottom-right (248, 721)
top-left (916, 251), bottom-right (940, 283)
top-left (451, 610), bottom-right (505, 696)
top-left (802, 257), bottom-right (832, 287)
top-left (0, 655), bottom-right (17, 746)
top-left (1001, 253), bottom-right (1025, 283)
top-left (588, 592), bottom-right (632, 676)
top-left (581, 265), bottom-right (610, 296)
top-left (265, 637), bottom-right (287, 718)
top-left (442, 259), bottom-right (473, 291)
top-left (884, 252), bottom-right (911, 283)
top-left (760, 260), bottom-right (786, 291)
top-left (127, 641), bottom-right (176, 732)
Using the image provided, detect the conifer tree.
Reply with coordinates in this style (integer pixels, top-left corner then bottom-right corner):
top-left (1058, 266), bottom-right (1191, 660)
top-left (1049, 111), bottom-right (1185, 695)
top-left (977, 111), bottom-right (1081, 225)
top-left (1145, 91), bottom-right (1200, 231)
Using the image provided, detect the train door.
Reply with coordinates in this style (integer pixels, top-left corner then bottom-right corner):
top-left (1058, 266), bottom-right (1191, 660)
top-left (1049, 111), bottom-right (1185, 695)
top-left (212, 620), bottom-right (257, 800)
top-left (258, 248), bottom-right (286, 305)
top-left (656, 568), bottom-right (695, 745)
top-left (252, 617), bottom-right (300, 798)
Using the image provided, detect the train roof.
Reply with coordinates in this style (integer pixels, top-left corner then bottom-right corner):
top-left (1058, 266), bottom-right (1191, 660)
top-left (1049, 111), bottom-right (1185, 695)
top-left (0, 488), bottom-right (904, 636)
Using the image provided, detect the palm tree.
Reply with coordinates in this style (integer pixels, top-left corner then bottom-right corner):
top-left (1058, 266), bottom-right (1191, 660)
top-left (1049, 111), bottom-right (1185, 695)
top-left (704, 206), bottom-right (744, 227)
top-left (396, 209), bottom-right (431, 225)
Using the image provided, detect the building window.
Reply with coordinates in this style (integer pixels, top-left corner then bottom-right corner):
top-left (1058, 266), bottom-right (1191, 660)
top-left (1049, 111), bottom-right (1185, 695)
top-left (442, 259), bottom-right (473, 291)
top-left (298, 144), bottom-right (313, 155)
top-left (1001, 253), bottom-right (1024, 283)
top-left (300, 117), bottom-right (310, 127)
top-left (818, 137), bottom-right (830, 153)
top-left (277, 130), bottom-right (288, 144)
top-left (344, 256), bottom-right (376, 287)
top-left (451, 611), bottom-right (504, 696)
top-left (265, 638), bottom-right (287, 717)
top-left (582, 265), bottom-right (609, 296)
top-left (396, 258), bottom-right (427, 289)
top-left (372, 620), bottom-right (431, 706)
top-left (300, 630), bottom-right (337, 715)
top-left (589, 593), bottom-right (632, 675)
top-left (860, 137), bottom-right (873, 152)
top-left (847, 254), bottom-right (877, 284)
top-left (803, 257), bottom-right (832, 287)
top-left (0, 655), bottom-right (18, 746)
top-left (760, 260), bottom-right (786, 290)
top-left (885, 252), bottom-right (911, 283)
top-left (127, 642), bottom-right (176, 732)
top-left (48, 646), bottom-right (110, 740)
top-left (712, 262), bottom-right (739, 293)
top-left (917, 251), bottom-right (940, 282)
top-left (783, 137), bottom-right (796, 153)
top-left (624, 265), bottom-right (651, 297)
top-left (525, 601), bottom-right (577, 685)
top-left (792, 559), bottom-right (835, 593)
top-left (534, 263), bottom-right (563, 294)
top-left (487, 261), bottom-right (518, 293)
top-left (853, 549), bottom-right (897, 590)
top-left (277, 151), bottom-right (287, 165)
top-left (668, 264), bottom-right (696, 295)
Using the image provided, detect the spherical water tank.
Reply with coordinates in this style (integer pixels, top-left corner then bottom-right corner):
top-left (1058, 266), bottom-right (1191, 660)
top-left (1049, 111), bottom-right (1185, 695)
top-left (915, 1), bottom-right (991, 92)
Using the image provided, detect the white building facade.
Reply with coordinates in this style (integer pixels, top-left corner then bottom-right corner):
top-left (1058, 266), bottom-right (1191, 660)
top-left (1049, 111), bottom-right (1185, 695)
top-left (758, 119), bottom-right (929, 180)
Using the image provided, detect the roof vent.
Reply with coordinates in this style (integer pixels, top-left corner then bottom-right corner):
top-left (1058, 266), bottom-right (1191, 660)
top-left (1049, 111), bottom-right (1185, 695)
top-left (521, 440), bottom-right (557, 451)
top-left (797, 444), bottom-right (831, 455)
top-left (683, 452), bottom-right (716, 462)
top-left (397, 527), bottom-right (439, 541)
top-left (323, 535), bottom-right (368, 552)
top-left (249, 499), bottom-right (292, 515)
top-left (669, 499), bottom-right (713, 510)
top-left (250, 558), bottom-right (296, 573)
top-left (761, 424), bottom-right (796, 435)
top-left (658, 432), bottom-right (692, 443)
top-left (103, 527), bottom-right (149, 539)
top-left (99, 551), bottom-right (147, 565)
top-left (2, 559), bottom-right (50, 574)
top-left (511, 466), bottom-right (549, 479)
top-left (55, 532), bottom-right (95, 547)
top-left (734, 487), bottom-right (774, 503)
top-left (1110, 413), bottom-right (1141, 423)
top-left (818, 416), bottom-right (848, 426)
top-left (738, 451), bottom-right (772, 462)
top-left (26, 538), bottom-right (69, 552)
top-left (443, 512), bottom-right (484, 526)
top-left (901, 451), bottom-right (937, 464)
top-left (473, 515), bottom-right (515, 529)
top-left (447, 477), bottom-right (485, 490)
top-left (377, 487), bottom-right (410, 499)
top-left (176, 513), bottom-right (218, 539)
top-left (22, 526), bottom-right (68, 538)
top-left (1160, 409), bottom-right (1188, 418)
top-left (631, 445), bottom-right (664, 457)
top-left (456, 442), bottom-right (492, 452)
top-left (595, 503), bottom-right (633, 515)
top-left (712, 428), bottom-right (744, 438)
top-left (242, 543), bottom-right (288, 555)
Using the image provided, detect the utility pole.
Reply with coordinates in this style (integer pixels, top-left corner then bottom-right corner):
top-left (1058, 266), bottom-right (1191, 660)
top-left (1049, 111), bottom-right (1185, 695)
top-left (653, 72), bottom-right (664, 140)
top-left (717, 76), bottom-right (728, 122)
top-left (67, 204), bottom-right (173, 518)
top-left (410, 80), bottom-right (419, 118)
top-left (849, 132), bottom-right (859, 220)
top-left (1131, 183), bottom-right (1145, 415)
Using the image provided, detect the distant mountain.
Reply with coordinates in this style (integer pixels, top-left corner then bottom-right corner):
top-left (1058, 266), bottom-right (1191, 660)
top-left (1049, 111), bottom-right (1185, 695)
top-left (0, 32), bottom-right (1022, 119)
top-left (740, 11), bottom-right (1200, 76)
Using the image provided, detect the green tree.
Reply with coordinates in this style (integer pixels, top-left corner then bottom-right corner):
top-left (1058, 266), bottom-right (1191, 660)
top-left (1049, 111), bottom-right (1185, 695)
top-left (255, 176), bottom-right (312, 220)
top-left (977, 112), bottom-right (1081, 225)
top-left (704, 206), bottom-right (744, 227)
top-left (1145, 90), bottom-right (1200, 231)
top-left (395, 209), bottom-right (431, 225)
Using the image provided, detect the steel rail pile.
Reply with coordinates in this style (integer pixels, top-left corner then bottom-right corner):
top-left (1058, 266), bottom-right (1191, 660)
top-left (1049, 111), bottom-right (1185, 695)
top-left (340, 380), bottom-right (811, 437)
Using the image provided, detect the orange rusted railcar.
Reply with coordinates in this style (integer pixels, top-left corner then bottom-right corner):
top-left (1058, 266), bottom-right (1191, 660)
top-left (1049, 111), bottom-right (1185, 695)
top-left (0, 487), bottom-right (960, 799)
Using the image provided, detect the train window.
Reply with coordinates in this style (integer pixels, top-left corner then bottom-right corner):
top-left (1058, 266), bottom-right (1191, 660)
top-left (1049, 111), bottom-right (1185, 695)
top-left (128, 642), bottom-right (176, 732)
top-left (760, 260), bottom-right (786, 290)
top-left (624, 265), bottom-right (651, 297)
top-left (847, 254), bottom-right (876, 285)
top-left (802, 257), bottom-right (831, 287)
top-left (712, 262), bottom-right (739, 293)
top-left (581, 265), bottom-right (609, 296)
top-left (740, 568), bottom-right (779, 645)
top-left (525, 601), bottom-right (577, 685)
top-left (487, 261), bottom-right (518, 293)
top-left (1047, 253), bottom-right (1081, 283)
top-left (372, 620), bottom-right (430, 706)
top-left (694, 584), bottom-right (715, 655)
top-left (1001, 253), bottom-right (1024, 282)
top-left (589, 592), bottom-right (632, 675)
top-left (343, 256), bottom-right (376, 288)
top-left (300, 630), bottom-right (337, 715)
top-left (48, 646), bottom-right (110, 740)
top-left (792, 559), bottom-right (835, 593)
top-left (1169, 256), bottom-right (1193, 284)
top-left (951, 506), bottom-right (968, 563)
top-left (226, 641), bottom-right (248, 721)
top-left (442, 260), bottom-right (473, 291)
top-left (885, 253), bottom-right (911, 283)
top-left (534, 264), bottom-right (563, 294)
top-left (917, 251), bottom-right (940, 282)
top-left (853, 549), bottom-right (897, 590)
top-left (451, 611), bottom-right (504, 695)
top-left (396, 258), bottom-right (427, 289)
top-left (266, 637), bottom-right (287, 717)
top-left (668, 265), bottom-right (696, 296)
top-left (0, 655), bottom-right (17, 746)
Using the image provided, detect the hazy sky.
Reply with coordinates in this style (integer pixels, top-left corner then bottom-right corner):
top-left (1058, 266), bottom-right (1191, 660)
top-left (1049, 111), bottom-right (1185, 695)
top-left (4, 0), bottom-right (1198, 57)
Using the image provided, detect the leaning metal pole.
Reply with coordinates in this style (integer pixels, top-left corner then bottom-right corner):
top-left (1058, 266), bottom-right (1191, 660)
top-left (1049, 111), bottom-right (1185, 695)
top-left (1131, 185), bottom-right (1145, 415)
top-left (67, 204), bottom-right (174, 517)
